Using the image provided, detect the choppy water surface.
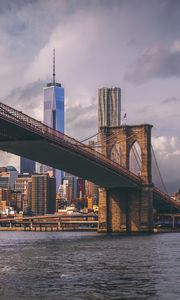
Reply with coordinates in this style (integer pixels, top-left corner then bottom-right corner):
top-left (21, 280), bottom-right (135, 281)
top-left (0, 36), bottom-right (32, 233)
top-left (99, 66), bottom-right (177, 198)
top-left (0, 232), bottom-right (179, 300)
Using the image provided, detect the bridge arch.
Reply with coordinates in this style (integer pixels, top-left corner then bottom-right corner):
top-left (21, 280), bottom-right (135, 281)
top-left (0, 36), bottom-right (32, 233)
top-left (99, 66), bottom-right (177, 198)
top-left (99, 124), bottom-right (153, 183)
top-left (129, 140), bottom-right (142, 176)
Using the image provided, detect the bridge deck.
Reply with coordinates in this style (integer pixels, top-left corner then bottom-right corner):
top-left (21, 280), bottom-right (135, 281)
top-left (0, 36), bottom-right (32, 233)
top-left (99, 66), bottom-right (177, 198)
top-left (0, 102), bottom-right (179, 210)
top-left (0, 102), bottom-right (141, 188)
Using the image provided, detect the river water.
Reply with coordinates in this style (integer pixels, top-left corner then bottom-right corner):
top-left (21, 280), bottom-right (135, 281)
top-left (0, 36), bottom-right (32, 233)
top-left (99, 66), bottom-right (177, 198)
top-left (0, 231), bottom-right (179, 300)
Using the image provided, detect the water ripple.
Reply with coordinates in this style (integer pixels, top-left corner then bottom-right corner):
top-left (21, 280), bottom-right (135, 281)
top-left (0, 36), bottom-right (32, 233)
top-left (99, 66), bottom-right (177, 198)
top-left (0, 232), bottom-right (179, 299)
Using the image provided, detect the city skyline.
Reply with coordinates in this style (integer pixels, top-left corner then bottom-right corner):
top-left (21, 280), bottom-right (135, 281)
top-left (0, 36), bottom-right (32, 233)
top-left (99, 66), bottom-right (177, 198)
top-left (0, 0), bottom-right (180, 193)
top-left (0, 2), bottom-right (179, 299)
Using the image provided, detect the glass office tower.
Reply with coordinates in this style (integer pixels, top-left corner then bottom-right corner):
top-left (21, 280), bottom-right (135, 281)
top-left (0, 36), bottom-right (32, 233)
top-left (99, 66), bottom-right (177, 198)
top-left (43, 83), bottom-right (64, 131)
top-left (20, 157), bottom-right (35, 175)
top-left (43, 49), bottom-right (64, 191)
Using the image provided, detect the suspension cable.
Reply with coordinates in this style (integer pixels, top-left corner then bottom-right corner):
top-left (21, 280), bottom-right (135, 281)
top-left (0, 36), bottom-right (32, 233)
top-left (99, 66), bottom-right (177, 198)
top-left (82, 129), bottom-right (136, 147)
top-left (93, 131), bottom-right (123, 146)
top-left (133, 143), bottom-right (141, 163)
top-left (132, 145), bottom-right (141, 170)
top-left (91, 132), bottom-right (137, 147)
top-left (151, 144), bottom-right (168, 194)
top-left (80, 132), bottom-right (100, 143)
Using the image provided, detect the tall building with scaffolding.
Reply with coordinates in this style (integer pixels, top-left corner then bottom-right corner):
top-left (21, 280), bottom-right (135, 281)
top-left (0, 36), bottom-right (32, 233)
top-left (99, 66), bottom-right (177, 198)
top-left (43, 49), bottom-right (64, 191)
top-left (98, 87), bottom-right (121, 128)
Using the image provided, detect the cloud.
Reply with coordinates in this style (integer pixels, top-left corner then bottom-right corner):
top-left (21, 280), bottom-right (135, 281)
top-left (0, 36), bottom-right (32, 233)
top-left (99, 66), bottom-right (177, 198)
top-left (0, 151), bottom-right (19, 171)
top-left (136, 105), bottom-right (153, 114)
top-left (124, 43), bottom-right (180, 84)
top-left (152, 136), bottom-right (180, 158)
top-left (152, 136), bottom-right (180, 193)
top-left (0, 0), bottom-right (33, 14)
top-left (161, 96), bottom-right (180, 105)
top-left (3, 80), bottom-right (46, 120)
top-left (65, 98), bottom-right (97, 140)
top-left (127, 39), bottom-right (136, 47)
top-left (0, 0), bottom-right (87, 96)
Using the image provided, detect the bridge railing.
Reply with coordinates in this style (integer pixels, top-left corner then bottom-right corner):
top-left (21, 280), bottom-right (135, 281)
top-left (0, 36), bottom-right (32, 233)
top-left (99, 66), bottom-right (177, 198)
top-left (0, 102), bottom-right (141, 184)
top-left (154, 187), bottom-right (180, 208)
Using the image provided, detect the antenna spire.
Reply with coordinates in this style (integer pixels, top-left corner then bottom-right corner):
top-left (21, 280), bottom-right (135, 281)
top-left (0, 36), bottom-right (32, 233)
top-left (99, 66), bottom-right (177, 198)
top-left (53, 48), bottom-right (56, 85)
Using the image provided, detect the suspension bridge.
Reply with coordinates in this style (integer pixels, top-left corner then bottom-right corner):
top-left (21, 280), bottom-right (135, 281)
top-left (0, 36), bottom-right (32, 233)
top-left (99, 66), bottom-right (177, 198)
top-left (0, 101), bottom-right (179, 233)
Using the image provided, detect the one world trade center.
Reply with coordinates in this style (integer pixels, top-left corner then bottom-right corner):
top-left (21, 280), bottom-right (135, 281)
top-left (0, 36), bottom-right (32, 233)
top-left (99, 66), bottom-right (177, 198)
top-left (43, 49), bottom-right (64, 191)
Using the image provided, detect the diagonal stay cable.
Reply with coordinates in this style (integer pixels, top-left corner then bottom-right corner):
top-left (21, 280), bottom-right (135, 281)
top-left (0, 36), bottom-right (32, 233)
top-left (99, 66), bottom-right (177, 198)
top-left (151, 144), bottom-right (168, 194)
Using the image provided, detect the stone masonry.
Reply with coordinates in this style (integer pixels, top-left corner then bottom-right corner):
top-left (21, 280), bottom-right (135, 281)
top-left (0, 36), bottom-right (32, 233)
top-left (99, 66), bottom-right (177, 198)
top-left (98, 124), bottom-right (154, 233)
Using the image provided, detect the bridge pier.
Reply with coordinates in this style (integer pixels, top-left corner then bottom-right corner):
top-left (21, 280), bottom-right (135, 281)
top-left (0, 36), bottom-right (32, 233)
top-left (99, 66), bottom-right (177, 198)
top-left (98, 185), bottom-right (153, 233)
top-left (98, 188), bottom-right (108, 232)
top-left (107, 188), bottom-right (127, 233)
top-left (140, 184), bottom-right (154, 232)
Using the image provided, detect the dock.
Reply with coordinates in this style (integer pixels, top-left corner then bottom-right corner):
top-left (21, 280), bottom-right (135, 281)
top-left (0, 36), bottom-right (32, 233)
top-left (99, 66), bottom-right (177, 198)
top-left (0, 214), bottom-right (98, 231)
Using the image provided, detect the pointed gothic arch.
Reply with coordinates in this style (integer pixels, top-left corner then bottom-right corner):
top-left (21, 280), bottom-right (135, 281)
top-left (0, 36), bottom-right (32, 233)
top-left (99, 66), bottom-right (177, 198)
top-left (99, 124), bottom-right (153, 183)
top-left (129, 141), bottom-right (142, 175)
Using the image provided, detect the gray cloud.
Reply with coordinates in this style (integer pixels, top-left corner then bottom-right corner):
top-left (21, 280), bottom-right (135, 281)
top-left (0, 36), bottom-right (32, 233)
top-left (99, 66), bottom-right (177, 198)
top-left (3, 80), bottom-right (46, 120)
top-left (65, 99), bottom-right (97, 140)
top-left (2, 78), bottom-right (98, 141)
top-left (158, 0), bottom-right (180, 38)
top-left (161, 96), bottom-right (180, 105)
top-left (124, 45), bottom-right (180, 84)
top-left (127, 39), bottom-right (136, 47)
top-left (5, 80), bottom-right (45, 102)
top-left (0, 150), bottom-right (19, 170)
top-left (0, 0), bottom-right (35, 14)
top-left (66, 100), bottom-right (96, 122)
top-left (136, 105), bottom-right (153, 114)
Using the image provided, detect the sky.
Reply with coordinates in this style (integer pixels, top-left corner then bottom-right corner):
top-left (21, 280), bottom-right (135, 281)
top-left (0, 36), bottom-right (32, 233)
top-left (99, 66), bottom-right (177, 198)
top-left (0, 0), bottom-right (180, 193)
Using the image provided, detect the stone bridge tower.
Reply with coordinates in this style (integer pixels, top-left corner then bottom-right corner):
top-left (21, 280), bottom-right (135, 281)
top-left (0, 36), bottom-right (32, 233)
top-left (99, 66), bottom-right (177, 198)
top-left (98, 124), bottom-right (154, 233)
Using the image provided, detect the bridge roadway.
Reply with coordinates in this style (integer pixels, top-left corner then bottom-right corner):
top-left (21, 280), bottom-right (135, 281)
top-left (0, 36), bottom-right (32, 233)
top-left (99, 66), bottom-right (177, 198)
top-left (0, 102), bottom-right (179, 210)
top-left (0, 102), bottom-right (141, 188)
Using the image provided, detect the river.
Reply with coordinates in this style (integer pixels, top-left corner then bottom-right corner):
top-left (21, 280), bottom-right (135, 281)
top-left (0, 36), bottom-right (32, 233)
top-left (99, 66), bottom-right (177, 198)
top-left (0, 231), bottom-right (179, 299)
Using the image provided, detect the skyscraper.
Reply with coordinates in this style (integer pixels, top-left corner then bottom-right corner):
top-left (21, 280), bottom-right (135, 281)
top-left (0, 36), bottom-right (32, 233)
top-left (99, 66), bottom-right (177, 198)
top-left (31, 174), bottom-right (56, 215)
top-left (20, 157), bottom-right (35, 175)
top-left (43, 49), bottom-right (64, 191)
top-left (98, 87), bottom-right (121, 128)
